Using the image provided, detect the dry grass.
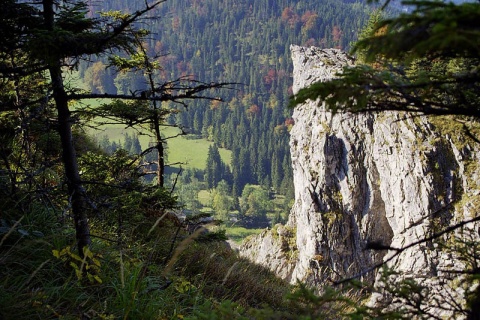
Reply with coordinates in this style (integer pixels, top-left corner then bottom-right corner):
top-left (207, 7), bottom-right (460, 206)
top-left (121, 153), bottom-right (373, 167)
top-left (176, 241), bottom-right (292, 310)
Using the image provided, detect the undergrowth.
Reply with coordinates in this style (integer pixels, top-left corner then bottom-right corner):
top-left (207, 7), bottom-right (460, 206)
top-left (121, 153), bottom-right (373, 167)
top-left (0, 202), bottom-right (292, 319)
top-left (0, 197), bottom-right (369, 319)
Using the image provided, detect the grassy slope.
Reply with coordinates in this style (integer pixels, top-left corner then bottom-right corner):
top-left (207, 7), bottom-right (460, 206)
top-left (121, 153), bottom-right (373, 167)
top-left (0, 209), bottom-right (297, 319)
top-left (89, 124), bottom-right (232, 170)
top-left (67, 70), bottom-right (232, 170)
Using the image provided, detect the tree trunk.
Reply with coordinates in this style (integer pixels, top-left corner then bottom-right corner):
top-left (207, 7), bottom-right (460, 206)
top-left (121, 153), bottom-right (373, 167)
top-left (43, 0), bottom-right (91, 257)
top-left (153, 113), bottom-right (165, 187)
top-left (142, 51), bottom-right (165, 188)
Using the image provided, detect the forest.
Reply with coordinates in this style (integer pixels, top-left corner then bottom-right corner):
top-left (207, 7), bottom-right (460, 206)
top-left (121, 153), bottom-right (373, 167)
top-left (0, 0), bottom-right (378, 318)
top-left (6, 0), bottom-right (479, 318)
top-left (79, 0), bottom-right (374, 230)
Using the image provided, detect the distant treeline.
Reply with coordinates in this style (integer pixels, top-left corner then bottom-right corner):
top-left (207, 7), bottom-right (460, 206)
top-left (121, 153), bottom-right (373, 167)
top-left (80, 0), bottom-right (374, 196)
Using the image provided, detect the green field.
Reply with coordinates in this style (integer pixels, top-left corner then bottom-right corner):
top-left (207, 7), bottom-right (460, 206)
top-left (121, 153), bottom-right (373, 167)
top-left (69, 70), bottom-right (231, 171)
top-left (89, 123), bottom-right (231, 170)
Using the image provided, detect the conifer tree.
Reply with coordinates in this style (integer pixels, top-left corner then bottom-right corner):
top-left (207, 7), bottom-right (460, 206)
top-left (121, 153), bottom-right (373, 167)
top-left (290, 0), bottom-right (480, 117)
top-left (1, 0), bottom-right (231, 256)
top-left (205, 144), bottom-right (226, 189)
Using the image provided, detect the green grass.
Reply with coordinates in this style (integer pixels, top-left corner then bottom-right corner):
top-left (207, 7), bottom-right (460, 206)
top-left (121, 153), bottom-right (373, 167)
top-left (0, 205), bottom-right (296, 319)
top-left (225, 227), bottom-right (264, 244)
top-left (89, 125), bottom-right (231, 170)
top-left (70, 71), bottom-right (231, 171)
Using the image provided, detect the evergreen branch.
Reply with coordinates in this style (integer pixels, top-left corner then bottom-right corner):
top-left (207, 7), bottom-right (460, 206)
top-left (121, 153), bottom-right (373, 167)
top-left (86, 0), bottom-right (168, 54)
top-left (68, 82), bottom-right (236, 102)
top-left (0, 64), bottom-right (49, 77)
top-left (290, 64), bottom-right (480, 117)
top-left (80, 180), bottom-right (139, 190)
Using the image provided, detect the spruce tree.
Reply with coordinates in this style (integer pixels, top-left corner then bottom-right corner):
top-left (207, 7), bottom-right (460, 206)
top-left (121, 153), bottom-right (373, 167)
top-left (1, 0), bottom-right (230, 256)
top-left (290, 0), bottom-right (480, 117)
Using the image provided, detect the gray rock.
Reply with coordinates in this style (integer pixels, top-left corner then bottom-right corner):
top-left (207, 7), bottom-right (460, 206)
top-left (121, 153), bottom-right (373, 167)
top-left (240, 45), bottom-right (480, 317)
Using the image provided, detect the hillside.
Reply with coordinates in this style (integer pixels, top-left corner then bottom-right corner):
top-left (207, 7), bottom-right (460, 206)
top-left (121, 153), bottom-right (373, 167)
top-left (3, 0), bottom-right (479, 318)
top-left (80, 0), bottom-right (375, 199)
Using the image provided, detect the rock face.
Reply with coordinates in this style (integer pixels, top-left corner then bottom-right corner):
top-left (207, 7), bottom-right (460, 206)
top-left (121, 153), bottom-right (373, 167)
top-left (241, 45), bottom-right (480, 313)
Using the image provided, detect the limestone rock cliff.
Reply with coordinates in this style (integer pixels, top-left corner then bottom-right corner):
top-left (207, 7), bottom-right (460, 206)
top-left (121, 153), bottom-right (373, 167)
top-left (240, 45), bottom-right (480, 312)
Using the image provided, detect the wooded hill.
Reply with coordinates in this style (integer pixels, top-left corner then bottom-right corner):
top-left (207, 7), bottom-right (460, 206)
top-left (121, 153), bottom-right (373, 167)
top-left (80, 0), bottom-right (374, 199)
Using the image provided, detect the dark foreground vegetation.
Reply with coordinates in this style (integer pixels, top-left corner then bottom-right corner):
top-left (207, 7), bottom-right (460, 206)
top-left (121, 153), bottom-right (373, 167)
top-left (0, 200), bottom-right (295, 319)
